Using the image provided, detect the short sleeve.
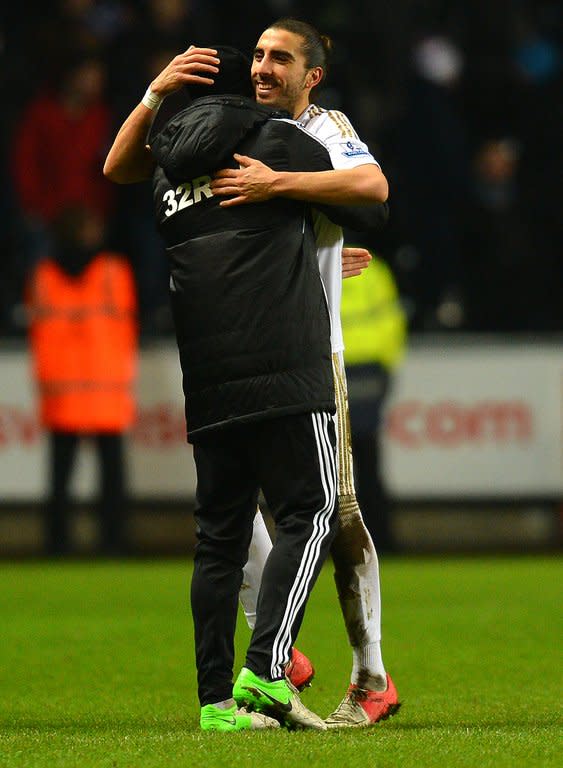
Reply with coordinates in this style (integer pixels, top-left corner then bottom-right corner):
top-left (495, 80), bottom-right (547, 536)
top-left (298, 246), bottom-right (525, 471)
top-left (316, 111), bottom-right (379, 171)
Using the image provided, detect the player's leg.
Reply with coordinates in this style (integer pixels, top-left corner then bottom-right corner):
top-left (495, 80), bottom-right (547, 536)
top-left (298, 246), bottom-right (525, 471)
top-left (191, 428), bottom-right (279, 732)
top-left (234, 411), bottom-right (337, 729)
top-left (240, 510), bottom-right (271, 630)
top-left (332, 353), bottom-right (386, 684)
top-left (326, 353), bottom-right (399, 727)
top-left (240, 507), bottom-right (316, 690)
top-left (246, 411), bottom-right (338, 680)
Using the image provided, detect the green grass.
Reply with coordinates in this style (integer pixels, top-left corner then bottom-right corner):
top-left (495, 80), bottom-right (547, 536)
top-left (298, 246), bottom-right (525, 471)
top-left (0, 557), bottom-right (561, 767)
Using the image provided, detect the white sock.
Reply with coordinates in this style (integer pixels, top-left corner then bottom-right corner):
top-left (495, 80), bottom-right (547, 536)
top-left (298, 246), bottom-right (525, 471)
top-left (240, 509), bottom-right (272, 630)
top-left (351, 642), bottom-right (387, 690)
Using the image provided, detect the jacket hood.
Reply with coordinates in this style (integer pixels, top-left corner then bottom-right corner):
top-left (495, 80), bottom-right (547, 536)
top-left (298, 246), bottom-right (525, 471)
top-left (184, 46), bottom-right (254, 101)
top-left (150, 95), bottom-right (289, 181)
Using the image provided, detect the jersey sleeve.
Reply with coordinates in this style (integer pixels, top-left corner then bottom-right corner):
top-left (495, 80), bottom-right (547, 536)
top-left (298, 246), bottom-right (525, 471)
top-left (315, 111), bottom-right (379, 170)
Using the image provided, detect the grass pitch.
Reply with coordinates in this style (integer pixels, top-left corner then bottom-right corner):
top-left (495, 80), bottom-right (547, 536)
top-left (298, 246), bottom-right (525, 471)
top-left (0, 556), bottom-right (561, 767)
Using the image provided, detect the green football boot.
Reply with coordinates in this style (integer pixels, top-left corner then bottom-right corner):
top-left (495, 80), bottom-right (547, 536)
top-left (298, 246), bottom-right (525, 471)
top-left (233, 667), bottom-right (326, 730)
top-left (200, 702), bottom-right (280, 732)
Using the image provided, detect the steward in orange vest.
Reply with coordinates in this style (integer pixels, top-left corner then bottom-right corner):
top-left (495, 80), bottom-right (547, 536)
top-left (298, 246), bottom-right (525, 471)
top-left (27, 251), bottom-right (138, 432)
top-left (26, 205), bottom-right (138, 556)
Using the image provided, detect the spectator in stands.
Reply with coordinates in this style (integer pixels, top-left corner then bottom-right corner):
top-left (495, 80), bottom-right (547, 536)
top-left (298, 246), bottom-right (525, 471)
top-left (2, 0), bottom-right (561, 338)
top-left (12, 55), bottom-right (115, 270)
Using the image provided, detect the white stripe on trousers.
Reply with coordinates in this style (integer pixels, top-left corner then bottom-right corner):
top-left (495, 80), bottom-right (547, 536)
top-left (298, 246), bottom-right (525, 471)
top-left (270, 411), bottom-right (337, 679)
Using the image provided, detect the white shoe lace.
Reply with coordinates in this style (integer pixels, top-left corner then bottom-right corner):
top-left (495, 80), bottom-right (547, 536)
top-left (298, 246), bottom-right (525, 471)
top-left (325, 691), bottom-right (367, 726)
top-left (285, 681), bottom-right (327, 730)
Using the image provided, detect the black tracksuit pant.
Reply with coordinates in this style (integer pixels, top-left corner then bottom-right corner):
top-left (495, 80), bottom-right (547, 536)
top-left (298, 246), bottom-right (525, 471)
top-left (191, 410), bottom-right (338, 706)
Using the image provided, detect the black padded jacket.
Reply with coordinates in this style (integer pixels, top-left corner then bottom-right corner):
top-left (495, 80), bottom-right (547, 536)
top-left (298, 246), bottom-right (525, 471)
top-left (151, 95), bottom-right (387, 441)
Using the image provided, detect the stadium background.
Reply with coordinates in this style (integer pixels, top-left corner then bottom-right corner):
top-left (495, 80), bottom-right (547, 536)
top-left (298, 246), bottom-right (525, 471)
top-left (0, 0), bottom-right (561, 555)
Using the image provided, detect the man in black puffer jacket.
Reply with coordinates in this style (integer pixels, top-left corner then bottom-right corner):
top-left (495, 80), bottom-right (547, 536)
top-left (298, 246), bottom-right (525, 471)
top-left (105, 45), bottom-right (388, 732)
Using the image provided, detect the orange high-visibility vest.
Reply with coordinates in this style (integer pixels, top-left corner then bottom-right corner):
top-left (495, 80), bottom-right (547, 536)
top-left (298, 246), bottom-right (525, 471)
top-left (27, 252), bottom-right (138, 432)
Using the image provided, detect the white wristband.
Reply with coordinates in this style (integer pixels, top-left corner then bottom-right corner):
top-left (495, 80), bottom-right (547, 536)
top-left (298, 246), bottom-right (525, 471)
top-left (142, 86), bottom-right (163, 111)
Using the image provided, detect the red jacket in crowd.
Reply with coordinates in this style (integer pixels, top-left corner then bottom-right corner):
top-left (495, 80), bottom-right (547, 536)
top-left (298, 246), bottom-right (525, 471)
top-left (13, 93), bottom-right (114, 221)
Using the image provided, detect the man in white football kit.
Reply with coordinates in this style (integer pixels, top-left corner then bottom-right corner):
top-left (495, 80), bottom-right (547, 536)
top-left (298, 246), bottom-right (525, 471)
top-left (211, 19), bottom-right (400, 727)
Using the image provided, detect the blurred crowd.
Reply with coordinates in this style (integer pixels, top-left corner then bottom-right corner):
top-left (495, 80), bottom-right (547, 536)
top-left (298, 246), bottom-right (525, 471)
top-left (1, 0), bottom-right (561, 336)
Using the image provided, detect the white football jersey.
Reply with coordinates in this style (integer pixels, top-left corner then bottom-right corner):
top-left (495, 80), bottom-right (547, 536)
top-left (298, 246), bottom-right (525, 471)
top-left (297, 104), bottom-right (379, 352)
